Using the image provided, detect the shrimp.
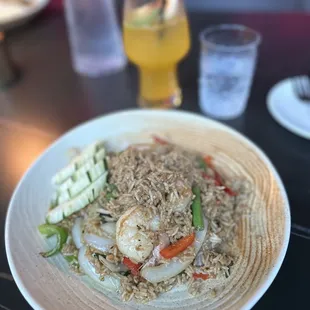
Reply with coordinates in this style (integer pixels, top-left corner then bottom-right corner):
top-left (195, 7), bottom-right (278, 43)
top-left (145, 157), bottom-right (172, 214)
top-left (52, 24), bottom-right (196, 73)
top-left (116, 206), bottom-right (155, 263)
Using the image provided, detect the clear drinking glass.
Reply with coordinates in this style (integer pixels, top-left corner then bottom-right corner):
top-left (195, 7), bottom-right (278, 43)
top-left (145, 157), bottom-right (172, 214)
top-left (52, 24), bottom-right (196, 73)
top-left (123, 0), bottom-right (190, 108)
top-left (64, 0), bottom-right (127, 77)
top-left (199, 24), bottom-right (261, 119)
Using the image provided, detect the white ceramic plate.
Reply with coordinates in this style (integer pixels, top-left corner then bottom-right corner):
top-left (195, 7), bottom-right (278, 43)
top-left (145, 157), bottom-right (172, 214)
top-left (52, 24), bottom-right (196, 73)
top-left (5, 110), bottom-right (290, 310)
top-left (267, 77), bottom-right (310, 140)
top-left (0, 0), bottom-right (49, 31)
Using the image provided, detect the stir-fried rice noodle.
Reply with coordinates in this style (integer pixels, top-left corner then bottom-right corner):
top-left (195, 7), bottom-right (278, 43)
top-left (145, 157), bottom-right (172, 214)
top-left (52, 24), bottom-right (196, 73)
top-left (58, 143), bottom-right (249, 303)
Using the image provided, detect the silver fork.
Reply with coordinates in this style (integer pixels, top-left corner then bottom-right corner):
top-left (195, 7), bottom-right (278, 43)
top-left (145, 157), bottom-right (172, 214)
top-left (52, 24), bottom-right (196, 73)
top-left (291, 223), bottom-right (310, 240)
top-left (292, 75), bottom-right (310, 102)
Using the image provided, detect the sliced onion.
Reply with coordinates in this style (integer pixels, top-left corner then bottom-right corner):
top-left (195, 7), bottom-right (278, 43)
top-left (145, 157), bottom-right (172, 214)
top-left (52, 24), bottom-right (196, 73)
top-left (83, 233), bottom-right (115, 252)
top-left (78, 246), bottom-right (120, 290)
top-left (144, 233), bottom-right (170, 267)
top-left (194, 216), bottom-right (209, 252)
top-left (72, 217), bottom-right (83, 249)
top-left (98, 255), bottom-right (120, 272)
top-left (101, 222), bottom-right (116, 239)
top-left (171, 189), bottom-right (193, 212)
top-left (193, 250), bottom-right (204, 267)
top-left (150, 215), bottom-right (160, 231)
top-left (141, 217), bottom-right (208, 283)
top-left (78, 246), bottom-right (101, 282)
top-left (101, 216), bottom-right (116, 222)
top-left (141, 259), bottom-right (193, 283)
top-left (98, 208), bottom-right (111, 215)
top-left (172, 196), bottom-right (192, 212)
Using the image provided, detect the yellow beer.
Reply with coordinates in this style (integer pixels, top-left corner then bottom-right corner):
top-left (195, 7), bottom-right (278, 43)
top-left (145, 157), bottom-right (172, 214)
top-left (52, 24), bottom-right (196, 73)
top-left (123, 1), bottom-right (190, 108)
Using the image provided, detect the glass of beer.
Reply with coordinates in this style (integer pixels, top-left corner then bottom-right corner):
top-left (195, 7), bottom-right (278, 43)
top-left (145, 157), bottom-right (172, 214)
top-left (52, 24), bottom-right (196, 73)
top-left (123, 0), bottom-right (190, 108)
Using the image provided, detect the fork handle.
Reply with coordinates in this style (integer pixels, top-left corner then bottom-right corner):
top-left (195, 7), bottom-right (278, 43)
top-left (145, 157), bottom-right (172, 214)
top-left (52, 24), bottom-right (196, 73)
top-left (291, 223), bottom-right (310, 240)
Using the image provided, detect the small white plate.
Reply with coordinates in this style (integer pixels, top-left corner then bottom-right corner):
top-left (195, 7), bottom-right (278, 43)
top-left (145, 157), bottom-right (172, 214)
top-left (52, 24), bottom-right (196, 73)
top-left (267, 76), bottom-right (310, 140)
top-left (0, 0), bottom-right (49, 31)
top-left (5, 110), bottom-right (290, 310)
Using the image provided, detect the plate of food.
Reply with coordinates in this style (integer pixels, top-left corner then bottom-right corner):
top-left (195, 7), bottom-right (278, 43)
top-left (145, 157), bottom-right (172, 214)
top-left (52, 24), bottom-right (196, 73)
top-left (0, 0), bottom-right (49, 30)
top-left (5, 110), bottom-right (290, 310)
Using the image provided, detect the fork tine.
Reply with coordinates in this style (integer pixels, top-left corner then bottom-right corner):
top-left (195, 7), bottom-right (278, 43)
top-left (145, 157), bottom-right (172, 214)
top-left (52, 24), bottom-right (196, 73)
top-left (298, 77), bottom-right (306, 98)
top-left (293, 76), bottom-right (310, 101)
top-left (293, 77), bottom-right (303, 99)
top-left (301, 77), bottom-right (310, 99)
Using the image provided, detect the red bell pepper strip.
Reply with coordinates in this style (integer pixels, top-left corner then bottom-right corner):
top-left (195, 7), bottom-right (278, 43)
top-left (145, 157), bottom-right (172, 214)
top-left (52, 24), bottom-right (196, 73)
top-left (202, 160), bottom-right (237, 196)
top-left (203, 155), bottom-right (214, 167)
top-left (123, 257), bottom-right (141, 276)
top-left (224, 187), bottom-right (237, 196)
top-left (152, 135), bottom-right (169, 145)
top-left (193, 272), bottom-right (210, 280)
top-left (160, 233), bottom-right (195, 259)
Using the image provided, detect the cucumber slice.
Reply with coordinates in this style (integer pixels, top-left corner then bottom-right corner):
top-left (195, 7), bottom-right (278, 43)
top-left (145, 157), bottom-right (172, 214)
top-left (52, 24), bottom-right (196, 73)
top-left (68, 175), bottom-right (91, 198)
top-left (72, 158), bottom-right (95, 181)
top-left (47, 172), bottom-right (108, 224)
top-left (95, 149), bottom-right (106, 163)
top-left (46, 206), bottom-right (64, 224)
top-left (52, 163), bottom-right (76, 185)
top-left (85, 187), bottom-right (95, 203)
top-left (49, 192), bottom-right (59, 209)
top-left (54, 161), bottom-right (105, 205)
top-left (58, 190), bottom-right (71, 204)
top-left (63, 194), bottom-right (89, 218)
top-left (74, 141), bottom-right (105, 168)
top-left (57, 177), bottom-right (74, 193)
top-left (88, 161), bottom-right (105, 182)
top-left (52, 141), bottom-right (105, 185)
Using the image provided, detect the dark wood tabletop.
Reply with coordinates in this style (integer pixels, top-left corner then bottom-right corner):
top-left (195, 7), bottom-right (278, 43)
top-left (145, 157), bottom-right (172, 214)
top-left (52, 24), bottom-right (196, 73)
top-left (1, 9), bottom-right (310, 310)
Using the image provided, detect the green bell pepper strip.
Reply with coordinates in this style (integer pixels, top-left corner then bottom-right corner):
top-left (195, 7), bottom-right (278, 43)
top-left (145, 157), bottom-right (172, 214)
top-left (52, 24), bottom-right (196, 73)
top-left (38, 224), bottom-right (68, 257)
top-left (191, 185), bottom-right (204, 230)
top-left (104, 183), bottom-right (118, 202)
top-left (64, 255), bottom-right (79, 265)
top-left (197, 157), bottom-right (207, 170)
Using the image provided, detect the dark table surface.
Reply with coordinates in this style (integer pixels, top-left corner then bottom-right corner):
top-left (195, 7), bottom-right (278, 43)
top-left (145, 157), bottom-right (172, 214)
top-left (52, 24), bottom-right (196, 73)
top-left (1, 9), bottom-right (310, 310)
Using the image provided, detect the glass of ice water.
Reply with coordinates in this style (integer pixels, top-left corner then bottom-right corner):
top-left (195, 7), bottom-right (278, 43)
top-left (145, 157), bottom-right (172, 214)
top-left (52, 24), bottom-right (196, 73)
top-left (64, 0), bottom-right (127, 77)
top-left (199, 24), bottom-right (261, 119)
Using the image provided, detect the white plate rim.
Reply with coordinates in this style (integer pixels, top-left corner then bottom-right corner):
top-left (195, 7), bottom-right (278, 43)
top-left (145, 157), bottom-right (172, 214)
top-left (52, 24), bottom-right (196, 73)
top-left (0, 0), bottom-right (50, 30)
top-left (267, 77), bottom-right (310, 140)
top-left (5, 109), bottom-right (291, 310)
